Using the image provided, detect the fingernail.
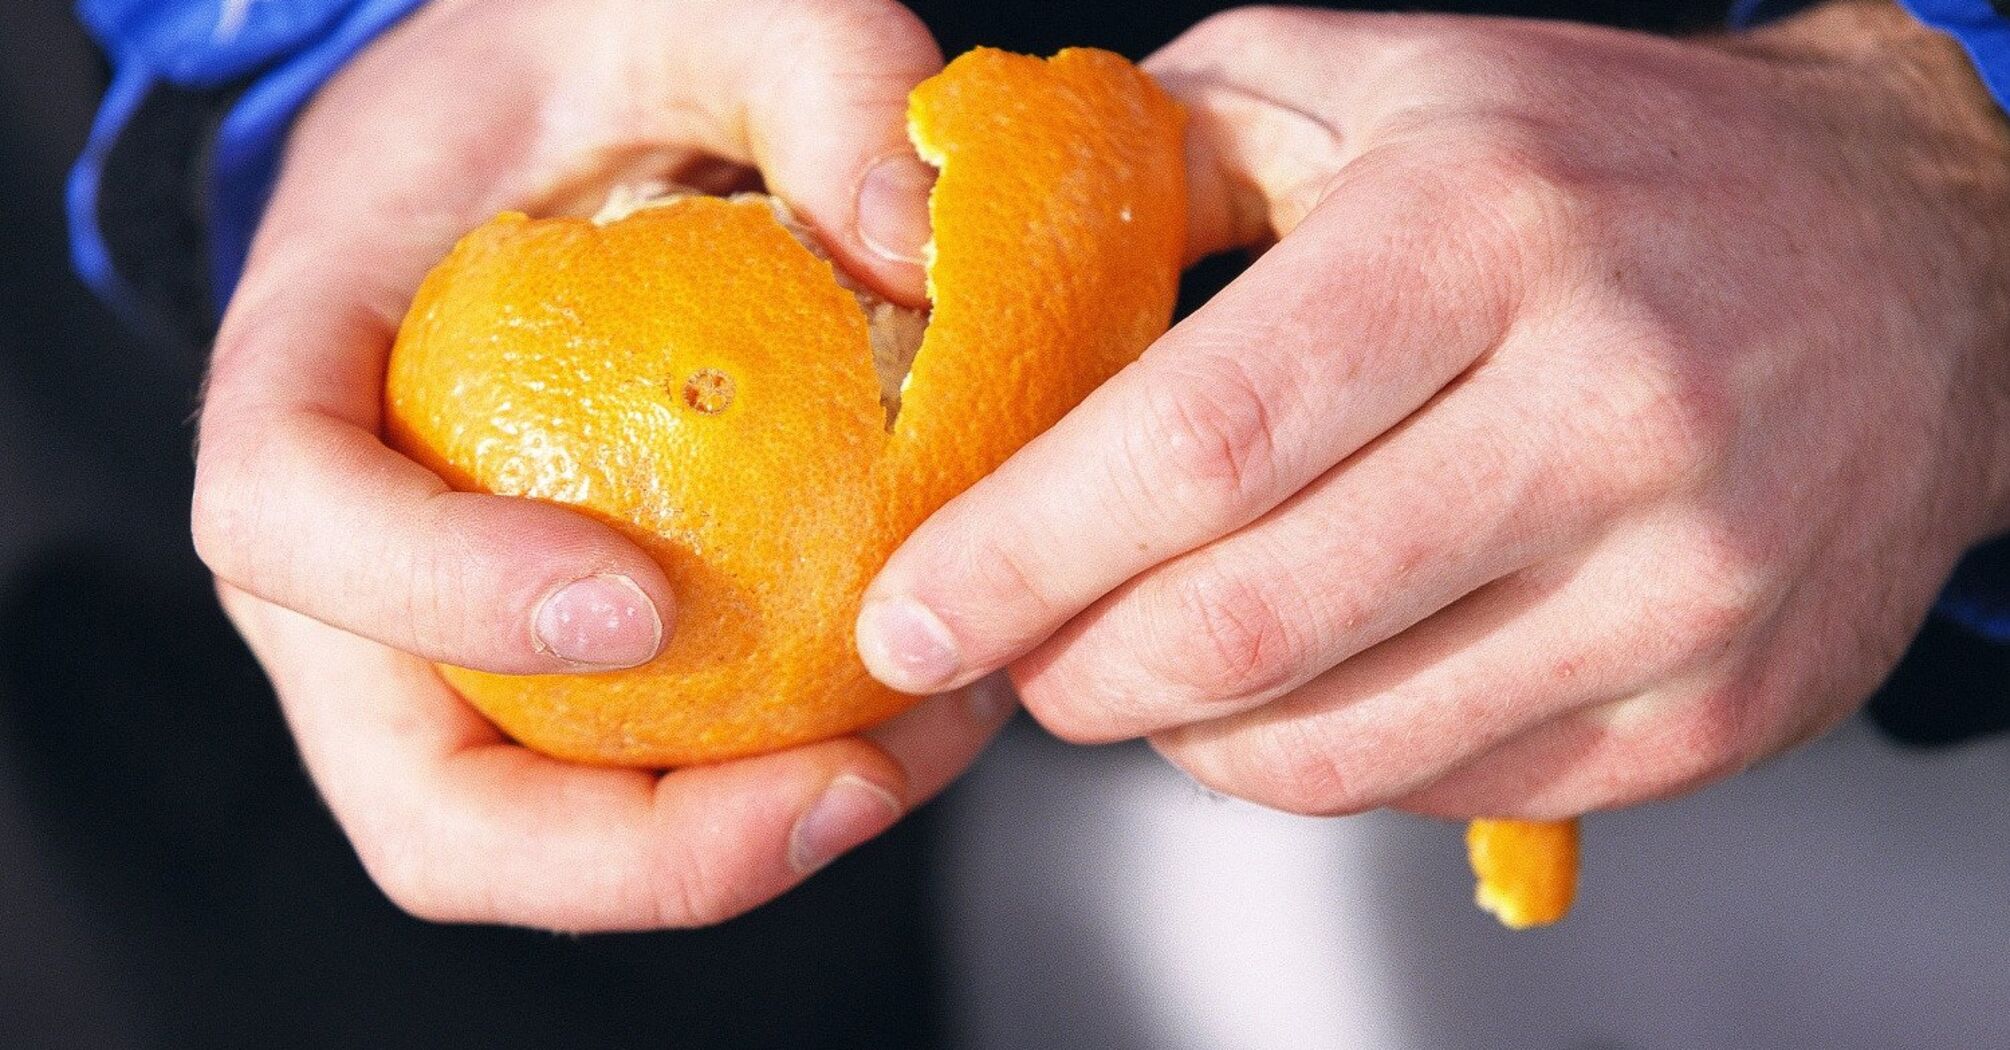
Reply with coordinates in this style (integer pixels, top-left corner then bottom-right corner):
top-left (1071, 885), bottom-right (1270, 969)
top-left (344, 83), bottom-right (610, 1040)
top-left (857, 596), bottom-right (962, 694)
top-left (790, 775), bottom-right (902, 874)
top-left (855, 154), bottom-right (936, 265)
top-left (534, 574), bottom-right (663, 668)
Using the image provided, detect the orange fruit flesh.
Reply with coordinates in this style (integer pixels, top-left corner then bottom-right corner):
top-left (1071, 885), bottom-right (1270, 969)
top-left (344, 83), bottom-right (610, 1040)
top-left (385, 48), bottom-right (1186, 766)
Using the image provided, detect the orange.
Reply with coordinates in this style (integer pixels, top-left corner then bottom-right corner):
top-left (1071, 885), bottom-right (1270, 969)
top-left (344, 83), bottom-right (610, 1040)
top-left (384, 48), bottom-right (1187, 766)
top-left (1467, 817), bottom-right (1579, 928)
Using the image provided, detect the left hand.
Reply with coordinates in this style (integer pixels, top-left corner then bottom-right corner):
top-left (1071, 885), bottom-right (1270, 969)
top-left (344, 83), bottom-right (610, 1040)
top-left (856, 1), bottom-right (2010, 820)
top-left (193, 0), bottom-right (981, 930)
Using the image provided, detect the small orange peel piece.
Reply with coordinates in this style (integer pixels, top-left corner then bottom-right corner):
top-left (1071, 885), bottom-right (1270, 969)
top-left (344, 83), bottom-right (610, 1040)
top-left (1466, 817), bottom-right (1579, 928)
top-left (384, 48), bottom-right (1185, 766)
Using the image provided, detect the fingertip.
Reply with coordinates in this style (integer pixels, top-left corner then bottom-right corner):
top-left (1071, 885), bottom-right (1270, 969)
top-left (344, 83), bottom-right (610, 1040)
top-left (856, 595), bottom-right (966, 695)
top-left (686, 735), bottom-right (907, 881)
top-left (423, 491), bottom-right (679, 674)
top-left (731, 1), bottom-right (941, 306)
top-left (788, 773), bottom-right (903, 874)
top-left (863, 674), bottom-right (1020, 800)
top-left (849, 151), bottom-right (936, 305)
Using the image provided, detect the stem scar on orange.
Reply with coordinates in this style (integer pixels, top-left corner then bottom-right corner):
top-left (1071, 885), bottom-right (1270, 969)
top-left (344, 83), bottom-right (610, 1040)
top-left (384, 48), bottom-right (1187, 767)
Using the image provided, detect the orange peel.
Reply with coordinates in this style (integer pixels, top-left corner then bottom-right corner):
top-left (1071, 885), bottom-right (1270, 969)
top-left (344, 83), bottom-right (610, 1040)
top-left (384, 47), bottom-right (1186, 766)
top-left (1466, 817), bottom-right (1579, 928)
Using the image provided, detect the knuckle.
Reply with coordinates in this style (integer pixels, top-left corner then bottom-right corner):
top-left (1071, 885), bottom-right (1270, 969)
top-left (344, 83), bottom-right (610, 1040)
top-left (747, 0), bottom-right (934, 83)
top-left (1410, 118), bottom-right (1610, 264)
top-left (646, 827), bottom-right (749, 929)
top-left (1586, 689), bottom-right (1755, 811)
top-left (408, 498), bottom-right (488, 657)
top-left (1231, 721), bottom-right (1367, 816)
top-left (651, 869), bottom-right (733, 929)
top-left (1149, 565), bottom-right (1305, 704)
top-left (188, 473), bottom-right (241, 579)
top-left (959, 528), bottom-right (1066, 623)
top-left (1160, 720), bottom-right (1366, 818)
top-left (1015, 670), bottom-right (1147, 745)
top-left (1130, 355), bottom-right (1280, 522)
top-left (1671, 592), bottom-right (1762, 668)
top-left (189, 433), bottom-right (261, 585)
top-left (1640, 690), bottom-right (1754, 800)
top-left (1652, 533), bottom-right (1772, 669)
top-left (1680, 688), bottom-right (1752, 770)
top-left (1598, 352), bottom-right (1737, 498)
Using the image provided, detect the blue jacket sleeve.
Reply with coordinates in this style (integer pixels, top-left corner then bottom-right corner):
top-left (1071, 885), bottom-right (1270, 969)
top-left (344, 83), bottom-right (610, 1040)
top-left (67, 0), bottom-right (427, 319)
top-left (1897, 0), bottom-right (2010, 111)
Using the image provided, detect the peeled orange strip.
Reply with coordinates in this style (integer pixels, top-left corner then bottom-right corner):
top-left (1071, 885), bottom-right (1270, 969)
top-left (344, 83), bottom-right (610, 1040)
top-left (1466, 817), bottom-right (1579, 928)
top-left (385, 48), bottom-right (1184, 766)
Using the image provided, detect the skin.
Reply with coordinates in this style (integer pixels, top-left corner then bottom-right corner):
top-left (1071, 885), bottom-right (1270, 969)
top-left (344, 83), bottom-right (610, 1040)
top-left (858, 0), bottom-right (2010, 820)
top-left (198, 0), bottom-right (2009, 929)
top-left (195, 0), bottom-right (987, 932)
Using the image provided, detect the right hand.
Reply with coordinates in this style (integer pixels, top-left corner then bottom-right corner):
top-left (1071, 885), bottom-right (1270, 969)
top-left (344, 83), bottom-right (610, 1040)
top-left (194, 0), bottom-right (1005, 931)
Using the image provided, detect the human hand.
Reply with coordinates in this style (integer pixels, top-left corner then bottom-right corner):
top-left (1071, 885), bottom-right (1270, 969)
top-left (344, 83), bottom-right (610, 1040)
top-left (193, 0), bottom-right (1005, 930)
top-left (857, 1), bottom-right (2010, 820)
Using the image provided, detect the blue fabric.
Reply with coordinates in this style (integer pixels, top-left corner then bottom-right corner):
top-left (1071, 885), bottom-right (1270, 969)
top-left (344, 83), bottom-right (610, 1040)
top-left (67, 0), bottom-right (427, 316)
top-left (1940, 535), bottom-right (2010, 641)
top-left (1898, 0), bottom-right (2010, 111)
top-left (1726, 0), bottom-right (1817, 26)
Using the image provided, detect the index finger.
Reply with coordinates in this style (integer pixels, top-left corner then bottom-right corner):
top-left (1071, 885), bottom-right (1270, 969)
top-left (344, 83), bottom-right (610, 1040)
top-left (856, 154), bottom-right (1520, 696)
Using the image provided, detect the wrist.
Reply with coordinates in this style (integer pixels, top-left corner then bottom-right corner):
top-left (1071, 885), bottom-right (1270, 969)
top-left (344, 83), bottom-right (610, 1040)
top-left (1767, 4), bottom-right (2010, 543)
top-left (1743, 2), bottom-right (2002, 127)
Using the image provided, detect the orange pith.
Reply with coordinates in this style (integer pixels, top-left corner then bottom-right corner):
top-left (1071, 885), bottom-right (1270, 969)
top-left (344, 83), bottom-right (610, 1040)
top-left (384, 48), bottom-right (1186, 766)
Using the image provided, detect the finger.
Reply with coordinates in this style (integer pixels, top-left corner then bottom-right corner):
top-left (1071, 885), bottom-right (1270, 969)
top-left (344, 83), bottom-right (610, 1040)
top-left (1146, 522), bottom-right (1723, 817)
top-left (859, 151), bottom-right (1522, 695)
top-left (196, 379), bottom-right (674, 672)
top-left (222, 583), bottom-right (998, 932)
top-left (650, 0), bottom-right (944, 303)
top-left (264, 0), bottom-right (943, 302)
top-left (1011, 351), bottom-right (1635, 743)
top-left (1144, 7), bottom-right (1434, 258)
top-left (1395, 615), bottom-right (1848, 820)
top-left (200, 0), bottom-right (945, 670)
top-left (865, 673), bottom-right (1020, 800)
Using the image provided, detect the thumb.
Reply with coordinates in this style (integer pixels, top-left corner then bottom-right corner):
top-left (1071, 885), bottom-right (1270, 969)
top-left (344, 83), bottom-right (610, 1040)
top-left (685, 0), bottom-right (943, 305)
top-left (1144, 8), bottom-right (1417, 261)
